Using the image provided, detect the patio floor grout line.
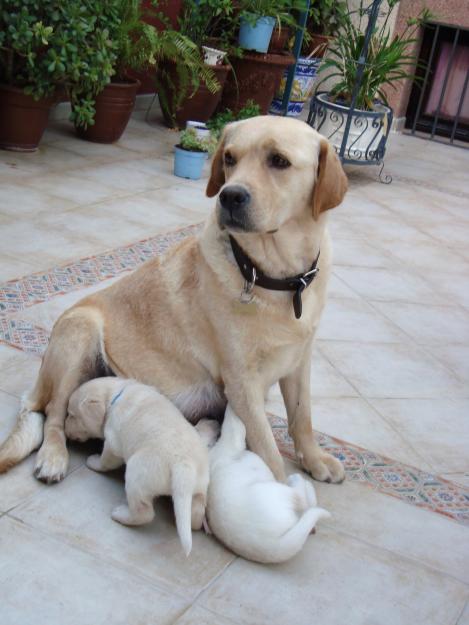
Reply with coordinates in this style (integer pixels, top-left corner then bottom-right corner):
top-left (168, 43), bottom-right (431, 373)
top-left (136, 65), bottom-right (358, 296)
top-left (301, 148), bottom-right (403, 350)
top-left (322, 522), bottom-right (469, 589)
top-left (4, 511), bottom-right (202, 604)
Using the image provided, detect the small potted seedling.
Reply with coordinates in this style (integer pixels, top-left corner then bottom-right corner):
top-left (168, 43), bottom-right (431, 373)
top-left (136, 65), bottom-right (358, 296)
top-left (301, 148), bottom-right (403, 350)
top-left (174, 127), bottom-right (216, 180)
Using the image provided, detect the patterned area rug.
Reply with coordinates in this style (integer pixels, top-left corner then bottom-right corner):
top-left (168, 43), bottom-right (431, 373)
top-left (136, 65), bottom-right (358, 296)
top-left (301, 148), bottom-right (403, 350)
top-left (1, 225), bottom-right (468, 526)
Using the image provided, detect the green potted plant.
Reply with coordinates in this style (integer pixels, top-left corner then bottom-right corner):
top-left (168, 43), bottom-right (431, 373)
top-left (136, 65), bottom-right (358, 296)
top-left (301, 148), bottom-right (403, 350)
top-left (174, 127), bottom-right (216, 180)
top-left (0, 0), bottom-right (117, 151)
top-left (206, 99), bottom-right (261, 139)
top-left (73, 0), bottom-right (211, 143)
top-left (305, 0), bottom-right (348, 58)
top-left (220, 1), bottom-right (315, 115)
top-left (238, 0), bottom-right (305, 54)
top-left (158, 0), bottom-right (234, 128)
top-left (310, 0), bottom-right (429, 160)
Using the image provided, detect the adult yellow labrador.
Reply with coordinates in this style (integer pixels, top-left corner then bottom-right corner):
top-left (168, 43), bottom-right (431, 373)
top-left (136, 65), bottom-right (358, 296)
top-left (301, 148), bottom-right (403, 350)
top-left (0, 116), bottom-right (347, 484)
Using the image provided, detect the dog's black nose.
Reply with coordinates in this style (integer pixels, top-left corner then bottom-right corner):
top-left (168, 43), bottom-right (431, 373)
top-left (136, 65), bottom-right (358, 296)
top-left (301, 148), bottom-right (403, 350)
top-left (219, 185), bottom-right (251, 212)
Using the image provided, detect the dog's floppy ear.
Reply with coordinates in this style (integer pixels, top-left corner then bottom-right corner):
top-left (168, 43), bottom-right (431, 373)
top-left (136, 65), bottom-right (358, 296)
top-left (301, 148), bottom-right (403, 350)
top-left (206, 130), bottom-right (227, 198)
top-left (312, 139), bottom-right (348, 220)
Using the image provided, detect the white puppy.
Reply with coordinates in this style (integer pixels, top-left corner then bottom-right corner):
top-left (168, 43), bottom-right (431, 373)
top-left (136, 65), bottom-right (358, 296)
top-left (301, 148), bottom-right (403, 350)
top-left (206, 405), bottom-right (330, 563)
top-left (65, 377), bottom-right (218, 556)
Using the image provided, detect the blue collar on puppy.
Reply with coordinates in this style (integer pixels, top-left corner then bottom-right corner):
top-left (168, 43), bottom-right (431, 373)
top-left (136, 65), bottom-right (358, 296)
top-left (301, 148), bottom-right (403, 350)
top-left (110, 387), bottom-right (125, 406)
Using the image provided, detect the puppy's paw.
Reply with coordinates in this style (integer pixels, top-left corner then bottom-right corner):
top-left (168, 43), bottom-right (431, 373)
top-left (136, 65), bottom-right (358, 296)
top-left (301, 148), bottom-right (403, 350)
top-left (34, 443), bottom-right (69, 484)
top-left (111, 504), bottom-right (134, 525)
top-left (86, 454), bottom-right (103, 472)
top-left (299, 450), bottom-right (345, 484)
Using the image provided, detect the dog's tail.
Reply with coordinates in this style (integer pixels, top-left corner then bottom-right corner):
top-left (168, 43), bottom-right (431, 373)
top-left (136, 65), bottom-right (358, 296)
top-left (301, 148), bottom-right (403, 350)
top-left (0, 397), bottom-right (44, 474)
top-left (171, 463), bottom-right (197, 557)
top-left (269, 507), bottom-right (331, 563)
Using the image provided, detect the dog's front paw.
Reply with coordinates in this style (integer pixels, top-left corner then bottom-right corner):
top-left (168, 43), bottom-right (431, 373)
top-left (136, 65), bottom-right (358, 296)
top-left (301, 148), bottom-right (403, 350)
top-left (86, 454), bottom-right (103, 472)
top-left (34, 442), bottom-right (69, 484)
top-left (299, 450), bottom-right (345, 484)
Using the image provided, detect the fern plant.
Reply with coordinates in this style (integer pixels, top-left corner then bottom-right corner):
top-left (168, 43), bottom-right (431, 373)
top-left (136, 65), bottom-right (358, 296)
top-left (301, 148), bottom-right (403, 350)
top-left (71, 0), bottom-right (218, 128)
top-left (317, 0), bottom-right (430, 111)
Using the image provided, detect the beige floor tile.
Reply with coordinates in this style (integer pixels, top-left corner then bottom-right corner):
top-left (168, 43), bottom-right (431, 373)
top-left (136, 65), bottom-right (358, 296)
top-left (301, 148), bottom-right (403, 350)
top-left (0, 515), bottom-right (188, 625)
top-left (377, 238), bottom-right (469, 275)
top-left (0, 253), bottom-right (37, 282)
top-left (0, 345), bottom-right (41, 397)
top-left (368, 398), bottom-right (469, 473)
top-left (24, 170), bottom-right (125, 206)
top-left (458, 601), bottom-right (469, 625)
top-left (314, 479), bottom-right (469, 584)
top-left (317, 297), bottom-right (407, 343)
top-left (327, 272), bottom-right (362, 299)
top-left (174, 605), bottom-right (240, 625)
top-left (372, 301), bottom-right (469, 345)
top-left (197, 525), bottom-right (469, 625)
top-left (0, 184), bottom-right (76, 218)
top-left (334, 265), bottom-right (447, 305)
top-left (309, 350), bottom-right (359, 398)
top-left (332, 236), bottom-right (394, 269)
top-left (319, 341), bottom-right (467, 398)
top-left (0, 218), bottom-right (109, 267)
top-left (420, 269), bottom-right (469, 309)
top-left (267, 393), bottom-right (432, 470)
top-left (12, 465), bottom-right (235, 600)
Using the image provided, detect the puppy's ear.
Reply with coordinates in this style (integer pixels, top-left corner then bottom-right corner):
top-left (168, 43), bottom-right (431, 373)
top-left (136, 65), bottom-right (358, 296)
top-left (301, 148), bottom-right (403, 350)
top-left (206, 130), bottom-right (226, 198)
top-left (79, 396), bottom-right (106, 427)
top-left (312, 139), bottom-right (348, 220)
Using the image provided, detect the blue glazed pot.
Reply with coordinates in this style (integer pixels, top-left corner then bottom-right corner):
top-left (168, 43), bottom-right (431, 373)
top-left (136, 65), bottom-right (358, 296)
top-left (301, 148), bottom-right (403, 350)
top-left (174, 146), bottom-right (208, 180)
top-left (238, 15), bottom-right (276, 54)
top-left (270, 57), bottom-right (321, 117)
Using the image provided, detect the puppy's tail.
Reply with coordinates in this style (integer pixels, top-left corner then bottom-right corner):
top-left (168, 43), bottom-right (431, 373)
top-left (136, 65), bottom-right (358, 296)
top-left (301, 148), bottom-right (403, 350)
top-left (171, 463), bottom-right (197, 557)
top-left (269, 507), bottom-right (331, 563)
top-left (0, 397), bottom-right (44, 474)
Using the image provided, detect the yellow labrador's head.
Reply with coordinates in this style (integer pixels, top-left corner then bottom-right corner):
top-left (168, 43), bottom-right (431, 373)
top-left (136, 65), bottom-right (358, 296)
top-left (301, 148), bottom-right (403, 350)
top-left (206, 115), bottom-right (347, 233)
top-left (65, 380), bottom-right (107, 442)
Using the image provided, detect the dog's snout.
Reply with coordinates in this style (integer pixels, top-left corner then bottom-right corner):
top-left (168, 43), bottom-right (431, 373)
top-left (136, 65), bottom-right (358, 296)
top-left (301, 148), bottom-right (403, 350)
top-left (219, 185), bottom-right (251, 212)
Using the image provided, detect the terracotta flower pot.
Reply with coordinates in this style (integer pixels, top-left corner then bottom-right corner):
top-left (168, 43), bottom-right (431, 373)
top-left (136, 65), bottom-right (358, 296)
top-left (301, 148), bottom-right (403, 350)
top-left (305, 34), bottom-right (331, 59)
top-left (0, 85), bottom-right (55, 152)
top-left (76, 79), bottom-right (140, 144)
top-left (220, 52), bottom-right (294, 115)
top-left (159, 63), bottom-right (230, 129)
top-left (268, 26), bottom-right (291, 53)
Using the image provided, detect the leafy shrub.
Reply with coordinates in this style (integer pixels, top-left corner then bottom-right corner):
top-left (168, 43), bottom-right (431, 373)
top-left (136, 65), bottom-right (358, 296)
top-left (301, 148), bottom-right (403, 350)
top-left (206, 100), bottom-right (261, 139)
top-left (0, 0), bottom-right (118, 105)
top-left (179, 127), bottom-right (217, 153)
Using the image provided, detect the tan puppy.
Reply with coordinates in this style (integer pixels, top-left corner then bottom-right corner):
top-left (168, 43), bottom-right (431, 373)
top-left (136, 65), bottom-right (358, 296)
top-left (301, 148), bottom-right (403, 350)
top-left (65, 377), bottom-right (217, 556)
top-left (0, 116), bottom-right (347, 486)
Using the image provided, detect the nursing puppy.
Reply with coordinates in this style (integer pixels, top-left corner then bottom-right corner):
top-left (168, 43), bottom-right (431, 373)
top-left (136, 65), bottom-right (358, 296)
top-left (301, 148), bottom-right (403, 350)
top-left (206, 405), bottom-right (330, 564)
top-left (65, 377), bottom-right (216, 556)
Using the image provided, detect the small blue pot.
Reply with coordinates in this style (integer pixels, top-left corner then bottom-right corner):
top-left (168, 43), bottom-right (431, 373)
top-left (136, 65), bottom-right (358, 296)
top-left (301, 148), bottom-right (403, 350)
top-left (174, 146), bottom-right (208, 180)
top-left (239, 15), bottom-right (275, 54)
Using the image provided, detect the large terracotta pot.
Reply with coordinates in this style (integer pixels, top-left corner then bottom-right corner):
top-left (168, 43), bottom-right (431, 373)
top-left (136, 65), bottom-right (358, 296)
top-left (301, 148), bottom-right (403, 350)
top-left (0, 85), bottom-right (55, 152)
top-left (76, 79), bottom-right (140, 143)
top-left (268, 26), bottom-right (291, 53)
top-left (160, 63), bottom-right (231, 128)
top-left (220, 52), bottom-right (294, 115)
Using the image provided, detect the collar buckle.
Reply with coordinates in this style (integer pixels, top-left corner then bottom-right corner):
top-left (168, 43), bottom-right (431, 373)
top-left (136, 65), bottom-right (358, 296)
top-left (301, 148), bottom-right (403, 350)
top-left (240, 267), bottom-right (257, 304)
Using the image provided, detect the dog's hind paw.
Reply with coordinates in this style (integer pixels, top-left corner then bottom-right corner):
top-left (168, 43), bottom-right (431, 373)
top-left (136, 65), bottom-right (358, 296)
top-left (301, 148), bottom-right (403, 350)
top-left (34, 444), bottom-right (69, 484)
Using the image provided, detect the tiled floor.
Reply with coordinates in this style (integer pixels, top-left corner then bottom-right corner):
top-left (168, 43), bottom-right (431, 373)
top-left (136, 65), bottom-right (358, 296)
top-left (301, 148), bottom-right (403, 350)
top-left (0, 110), bottom-right (468, 625)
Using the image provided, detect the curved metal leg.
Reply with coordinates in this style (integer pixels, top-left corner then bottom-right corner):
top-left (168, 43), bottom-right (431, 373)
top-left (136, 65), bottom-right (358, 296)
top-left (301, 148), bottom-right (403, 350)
top-left (378, 161), bottom-right (392, 184)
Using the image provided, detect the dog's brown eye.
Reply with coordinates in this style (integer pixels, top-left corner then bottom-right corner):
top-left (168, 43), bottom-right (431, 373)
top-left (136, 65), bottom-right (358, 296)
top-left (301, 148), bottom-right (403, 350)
top-left (269, 153), bottom-right (291, 169)
top-left (224, 151), bottom-right (236, 167)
